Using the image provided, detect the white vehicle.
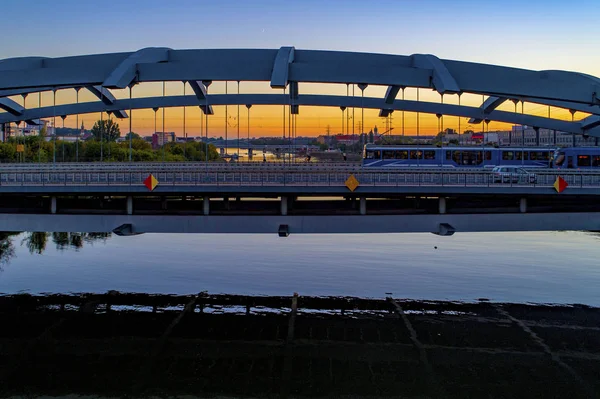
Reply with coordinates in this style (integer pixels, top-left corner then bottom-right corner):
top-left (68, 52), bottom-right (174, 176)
top-left (491, 166), bottom-right (537, 184)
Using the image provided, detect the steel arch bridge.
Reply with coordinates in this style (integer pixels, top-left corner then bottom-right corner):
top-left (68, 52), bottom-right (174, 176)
top-left (1, 46), bottom-right (600, 137)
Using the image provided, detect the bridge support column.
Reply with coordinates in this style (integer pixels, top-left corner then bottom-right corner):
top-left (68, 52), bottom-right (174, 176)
top-left (50, 196), bottom-right (57, 214)
top-left (203, 197), bottom-right (210, 215)
top-left (126, 196), bottom-right (133, 215)
top-left (439, 197), bottom-right (447, 214)
top-left (359, 197), bottom-right (367, 215)
top-left (281, 196), bottom-right (288, 216)
top-left (520, 198), bottom-right (527, 213)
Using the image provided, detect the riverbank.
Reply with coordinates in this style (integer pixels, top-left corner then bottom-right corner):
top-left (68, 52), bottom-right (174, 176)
top-left (0, 292), bottom-right (597, 398)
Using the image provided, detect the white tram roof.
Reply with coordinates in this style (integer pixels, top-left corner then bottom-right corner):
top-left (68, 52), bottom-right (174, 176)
top-left (364, 145), bottom-right (557, 151)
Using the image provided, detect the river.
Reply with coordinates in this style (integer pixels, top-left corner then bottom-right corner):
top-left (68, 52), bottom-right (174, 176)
top-left (0, 231), bottom-right (599, 306)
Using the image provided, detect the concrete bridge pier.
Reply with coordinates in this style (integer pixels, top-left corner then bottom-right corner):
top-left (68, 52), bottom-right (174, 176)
top-left (359, 197), bottom-right (367, 215)
top-left (520, 198), bottom-right (527, 213)
top-left (439, 197), bottom-right (447, 214)
top-left (126, 196), bottom-right (133, 215)
top-left (50, 196), bottom-right (57, 214)
top-left (203, 197), bottom-right (210, 215)
top-left (281, 196), bottom-right (288, 216)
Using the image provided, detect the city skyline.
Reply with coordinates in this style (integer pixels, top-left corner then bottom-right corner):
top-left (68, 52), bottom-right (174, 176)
top-left (2, 0), bottom-right (599, 137)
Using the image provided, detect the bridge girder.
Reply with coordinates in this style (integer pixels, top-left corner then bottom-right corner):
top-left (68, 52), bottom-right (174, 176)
top-left (102, 47), bottom-right (170, 89)
top-left (410, 54), bottom-right (460, 94)
top-left (0, 97), bottom-right (24, 116)
top-left (2, 93), bottom-right (599, 137)
top-left (469, 96), bottom-right (508, 124)
top-left (1, 47), bottom-right (600, 137)
top-left (581, 115), bottom-right (600, 130)
top-left (85, 86), bottom-right (128, 119)
top-left (270, 46), bottom-right (295, 89)
top-left (0, 48), bottom-right (598, 107)
top-left (188, 80), bottom-right (214, 115)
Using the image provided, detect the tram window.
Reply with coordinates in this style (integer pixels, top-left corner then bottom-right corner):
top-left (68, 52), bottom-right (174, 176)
top-left (529, 152), bottom-right (537, 160)
top-left (593, 156), bottom-right (600, 167)
top-left (410, 150), bottom-right (422, 159)
top-left (485, 151), bottom-right (492, 161)
top-left (383, 150), bottom-right (395, 159)
top-left (555, 152), bottom-right (565, 166)
top-left (365, 150), bottom-right (374, 159)
top-left (539, 152), bottom-right (550, 161)
top-left (502, 151), bottom-right (514, 160)
top-left (446, 151), bottom-right (452, 160)
top-left (424, 150), bottom-right (436, 160)
top-left (578, 155), bottom-right (591, 167)
top-left (374, 150), bottom-right (381, 159)
top-left (515, 152), bottom-right (529, 161)
top-left (395, 150), bottom-right (408, 159)
top-left (451, 151), bottom-right (461, 163)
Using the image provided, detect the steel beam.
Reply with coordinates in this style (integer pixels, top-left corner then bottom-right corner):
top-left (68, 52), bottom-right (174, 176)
top-left (0, 97), bottom-right (24, 116)
top-left (86, 86), bottom-right (128, 118)
top-left (102, 47), bottom-right (170, 89)
top-left (411, 54), bottom-right (460, 94)
top-left (289, 80), bottom-right (299, 114)
top-left (379, 84), bottom-right (401, 117)
top-left (1, 49), bottom-right (599, 108)
top-left (384, 85), bottom-right (401, 104)
top-left (3, 93), bottom-right (598, 137)
top-left (581, 115), bottom-right (600, 130)
top-left (188, 80), bottom-right (214, 115)
top-left (270, 46), bottom-right (295, 89)
top-left (469, 96), bottom-right (508, 123)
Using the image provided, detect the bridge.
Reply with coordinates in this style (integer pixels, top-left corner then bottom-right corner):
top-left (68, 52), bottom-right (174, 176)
top-left (0, 163), bottom-right (597, 235)
top-left (2, 47), bottom-right (600, 140)
top-left (1, 47), bottom-right (600, 234)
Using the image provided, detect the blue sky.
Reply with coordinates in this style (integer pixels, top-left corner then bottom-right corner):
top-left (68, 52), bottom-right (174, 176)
top-left (2, 0), bottom-right (599, 75)
top-left (2, 0), bottom-right (598, 136)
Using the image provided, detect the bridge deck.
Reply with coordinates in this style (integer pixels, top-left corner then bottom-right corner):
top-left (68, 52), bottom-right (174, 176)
top-left (0, 166), bottom-right (598, 196)
top-left (0, 293), bottom-right (597, 398)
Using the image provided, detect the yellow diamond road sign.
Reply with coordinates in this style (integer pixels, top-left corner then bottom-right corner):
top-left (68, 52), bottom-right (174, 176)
top-left (345, 174), bottom-right (359, 192)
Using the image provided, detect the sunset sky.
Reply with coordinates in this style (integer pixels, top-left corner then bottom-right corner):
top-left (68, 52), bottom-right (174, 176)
top-left (2, 0), bottom-right (599, 137)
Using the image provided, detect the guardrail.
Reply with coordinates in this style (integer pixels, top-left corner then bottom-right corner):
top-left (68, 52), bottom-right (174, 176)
top-left (1, 170), bottom-right (599, 188)
top-left (1, 162), bottom-right (599, 175)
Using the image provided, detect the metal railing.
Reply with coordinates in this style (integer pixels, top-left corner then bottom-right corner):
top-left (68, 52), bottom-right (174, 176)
top-left (1, 170), bottom-right (600, 189)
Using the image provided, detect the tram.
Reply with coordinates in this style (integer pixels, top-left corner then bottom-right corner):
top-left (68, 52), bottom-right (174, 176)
top-left (553, 147), bottom-right (600, 169)
top-left (362, 145), bottom-right (554, 168)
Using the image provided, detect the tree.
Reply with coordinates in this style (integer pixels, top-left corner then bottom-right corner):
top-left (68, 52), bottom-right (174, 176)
top-left (22, 232), bottom-right (48, 255)
top-left (91, 119), bottom-right (120, 142)
top-left (124, 132), bottom-right (141, 140)
top-left (0, 232), bottom-right (18, 270)
top-left (40, 125), bottom-right (47, 137)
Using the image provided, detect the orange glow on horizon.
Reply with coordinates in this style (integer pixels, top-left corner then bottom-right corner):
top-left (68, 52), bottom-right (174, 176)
top-left (6, 82), bottom-right (588, 138)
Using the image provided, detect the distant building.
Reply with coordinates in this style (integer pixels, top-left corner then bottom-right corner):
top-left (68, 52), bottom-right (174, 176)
top-left (495, 126), bottom-right (598, 147)
top-left (152, 131), bottom-right (176, 149)
top-left (334, 134), bottom-right (360, 145)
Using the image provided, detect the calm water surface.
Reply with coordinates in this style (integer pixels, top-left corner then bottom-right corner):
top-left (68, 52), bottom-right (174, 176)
top-left (0, 231), bottom-right (599, 305)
